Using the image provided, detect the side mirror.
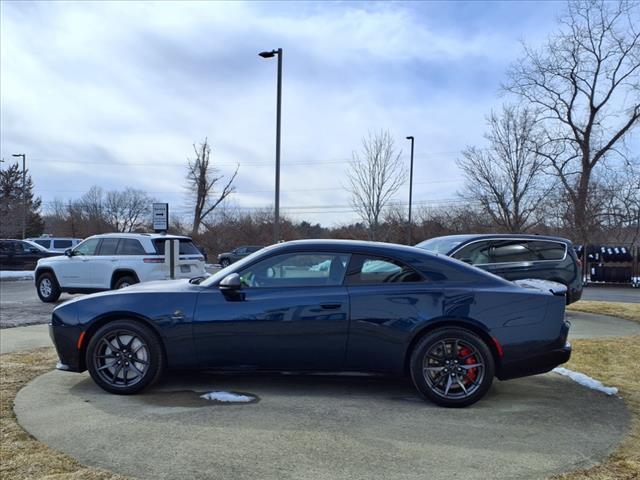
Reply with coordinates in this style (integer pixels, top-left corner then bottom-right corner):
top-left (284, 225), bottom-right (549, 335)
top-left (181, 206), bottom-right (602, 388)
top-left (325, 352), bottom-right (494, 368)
top-left (64, 249), bottom-right (73, 257)
top-left (219, 273), bottom-right (242, 290)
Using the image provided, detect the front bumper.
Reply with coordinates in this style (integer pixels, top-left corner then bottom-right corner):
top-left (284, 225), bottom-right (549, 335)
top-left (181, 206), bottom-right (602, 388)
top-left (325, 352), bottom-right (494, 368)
top-left (49, 323), bottom-right (85, 372)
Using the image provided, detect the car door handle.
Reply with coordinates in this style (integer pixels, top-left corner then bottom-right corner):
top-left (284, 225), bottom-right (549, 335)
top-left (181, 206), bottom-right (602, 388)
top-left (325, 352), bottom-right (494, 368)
top-left (320, 303), bottom-right (342, 310)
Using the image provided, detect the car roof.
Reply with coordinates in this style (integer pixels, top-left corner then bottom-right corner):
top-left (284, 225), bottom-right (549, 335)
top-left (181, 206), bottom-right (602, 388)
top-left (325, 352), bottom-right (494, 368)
top-left (275, 238), bottom-right (441, 255)
top-left (419, 233), bottom-right (573, 245)
top-left (86, 233), bottom-right (192, 240)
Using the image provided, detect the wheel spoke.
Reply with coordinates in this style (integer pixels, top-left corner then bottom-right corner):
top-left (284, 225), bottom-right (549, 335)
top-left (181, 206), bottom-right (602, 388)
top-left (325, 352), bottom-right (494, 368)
top-left (129, 363), bottom-right (144, 376)
top-left (444, 375), bottom-right (453, 396)
top-left (424, 366), bottom-right (445, 373)
top-left (461, 363), bottom-right (483, 370)
top-left (455, 376), bottom-right (468, 395)
top-left (97, 361), bottom-right (117, 371)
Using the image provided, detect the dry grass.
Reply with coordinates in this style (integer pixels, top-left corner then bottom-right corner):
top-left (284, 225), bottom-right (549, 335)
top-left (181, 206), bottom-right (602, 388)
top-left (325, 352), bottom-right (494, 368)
top-left (0, 348), bottom-right (129, 480)
top-left (567, 301), bottom-right (640, 323)
top-left (550, 335), bottom-right (640, 479)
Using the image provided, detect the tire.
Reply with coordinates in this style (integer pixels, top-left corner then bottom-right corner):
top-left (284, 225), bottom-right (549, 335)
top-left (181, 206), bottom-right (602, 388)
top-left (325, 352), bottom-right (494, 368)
top-left (220, 258), bottom-right (230, 267)
top-left (114, 275), bottom-right (137, 290)
top-left (410, 328), bottom-right (495, 408)
top-left (36, 272), bottom-right (61, 303)
top-left (86, 320), bottom-right (164, 395)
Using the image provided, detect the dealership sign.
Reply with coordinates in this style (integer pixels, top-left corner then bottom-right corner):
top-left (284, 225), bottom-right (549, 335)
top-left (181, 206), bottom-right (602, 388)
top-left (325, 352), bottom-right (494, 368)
top-left (153, 203), bottom-right (169, 232)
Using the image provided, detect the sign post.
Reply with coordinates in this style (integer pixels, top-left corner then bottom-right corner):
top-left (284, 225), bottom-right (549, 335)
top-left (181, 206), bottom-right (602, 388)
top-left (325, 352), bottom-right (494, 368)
top-left (153, 203), bottom-right (169, 233)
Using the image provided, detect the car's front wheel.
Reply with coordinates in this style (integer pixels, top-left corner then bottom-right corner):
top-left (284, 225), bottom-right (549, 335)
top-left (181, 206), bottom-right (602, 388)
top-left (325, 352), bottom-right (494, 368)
top-left (410, 328), bottom-right (495, 407)
top-left (36, 272), bottom-right (61, 303)
top-left (220, 258), bottom-right (230, 267)
top-left (86, 320), bottom-right (164, 394)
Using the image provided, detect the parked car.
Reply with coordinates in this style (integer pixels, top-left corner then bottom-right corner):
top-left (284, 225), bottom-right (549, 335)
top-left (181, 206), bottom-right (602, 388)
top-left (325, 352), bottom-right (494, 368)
top-left (50, 239), bottom-right (571, 407)
top-left (416, 234), bottom-right (583, 304)
top-left (27, 236), bottom-right (82, 252)
top-left (217, 245), bottom-right (263, 267)
top-left (35, 233), bottom-right (206, 303)
top-left (0, 239), bottom-right (58, 270)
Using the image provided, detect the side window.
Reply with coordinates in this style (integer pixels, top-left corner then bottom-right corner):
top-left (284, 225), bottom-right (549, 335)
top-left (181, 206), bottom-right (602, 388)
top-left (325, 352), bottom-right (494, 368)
top-left (489, 240), bottom-right (537, 263)
top-left (35, 239), bottom-right (51, 249)
top-left (452, 241), bottom-right (491, 264)
top-left (74, 238), bottom-right (100, 256)
top-left (236, 247), bottom-right (247, 255)
top-left (0, 241), bottom-right (11, 253)
top-left (239, 252), bottom-right (350, 288)
top-left (345, 255), bottom-right (423, 285)
top-left (98, 238), bottom-right (119, 255)
top-left (53, 240), bottom-right (72, 249)
top-left (18, 241), bottom-right (35, 253)
top-left (117, 239), bottom-right (146, 255)
top-left (529, 241), bottom-right (566, 260)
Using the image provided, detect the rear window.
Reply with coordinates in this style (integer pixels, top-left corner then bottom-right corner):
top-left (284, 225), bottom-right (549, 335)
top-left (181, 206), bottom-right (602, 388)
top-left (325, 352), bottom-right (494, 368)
top-left (117, 239), bottom-right (146, 255)
top-left (53, 240), bottom-right (72, 248)
top-left (153, 239), bottom-right (201, 255)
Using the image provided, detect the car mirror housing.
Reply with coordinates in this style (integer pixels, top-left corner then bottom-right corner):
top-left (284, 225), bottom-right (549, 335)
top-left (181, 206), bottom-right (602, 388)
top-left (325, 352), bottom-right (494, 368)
top-left (219, 273), bottom-right (242, 290)
top-left (64, 249), bottom-right (73, 257)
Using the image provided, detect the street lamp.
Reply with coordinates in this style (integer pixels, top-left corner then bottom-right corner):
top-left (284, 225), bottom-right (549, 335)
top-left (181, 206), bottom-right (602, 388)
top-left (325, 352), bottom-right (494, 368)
top-left (12, 153), bottom-right (26, 239)
top-left (405, 137), bottom-right (415, 245)
top-left (259, 48), bottom-right (283, 243)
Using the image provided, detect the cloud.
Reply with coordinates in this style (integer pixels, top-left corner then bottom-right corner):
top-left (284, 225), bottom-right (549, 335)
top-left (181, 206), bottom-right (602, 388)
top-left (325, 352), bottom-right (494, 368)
top-left (0, 0), bottom-right (563, 226)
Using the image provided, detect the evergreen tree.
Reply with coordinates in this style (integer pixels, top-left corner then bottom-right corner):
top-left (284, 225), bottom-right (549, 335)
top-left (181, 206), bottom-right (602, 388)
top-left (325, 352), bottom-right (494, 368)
top-left (0, 162), bottom-right (44, 237)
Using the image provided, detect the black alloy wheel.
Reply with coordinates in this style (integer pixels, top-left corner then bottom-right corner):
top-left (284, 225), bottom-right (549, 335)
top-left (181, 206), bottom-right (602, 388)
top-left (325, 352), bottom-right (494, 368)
top-left (410, 328), bottom-right (495, 407)
top-left (86, 320), bottom-right (164, 394)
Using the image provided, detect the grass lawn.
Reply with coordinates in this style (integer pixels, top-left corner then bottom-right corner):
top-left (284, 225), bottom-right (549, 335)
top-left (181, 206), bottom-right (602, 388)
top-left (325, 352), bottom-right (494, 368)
top-left (0, 348), bottom-right (127, 480)
top-left (567, 300), bottom-right (640, 323)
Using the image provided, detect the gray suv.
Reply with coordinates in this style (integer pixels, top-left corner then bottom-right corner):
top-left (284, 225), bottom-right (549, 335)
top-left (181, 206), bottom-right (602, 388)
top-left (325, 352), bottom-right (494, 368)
top-left (417, 234), bottom-right (583, 304)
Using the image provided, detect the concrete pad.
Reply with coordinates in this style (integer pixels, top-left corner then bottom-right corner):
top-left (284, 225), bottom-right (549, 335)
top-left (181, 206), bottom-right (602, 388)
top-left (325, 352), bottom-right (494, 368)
top-left (566, 310), bottom-right (640, 339)
top-left (0, 324), bottom-right (51, 354)
top-left (16, 369), bottom-right (630, 480)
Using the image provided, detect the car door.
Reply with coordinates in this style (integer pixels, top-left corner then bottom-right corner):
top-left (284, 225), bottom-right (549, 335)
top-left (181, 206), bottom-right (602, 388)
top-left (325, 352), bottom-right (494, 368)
top-left (92, 237), bottom-right (120, 288)
top-left (16, 241), bottom-right (40, 270)
top-left (193, 251), bottom-right (351, 370)
top-left (0, 241), bottom-right (16, 270)
top-left (54, 238), bottom-right (100, 288)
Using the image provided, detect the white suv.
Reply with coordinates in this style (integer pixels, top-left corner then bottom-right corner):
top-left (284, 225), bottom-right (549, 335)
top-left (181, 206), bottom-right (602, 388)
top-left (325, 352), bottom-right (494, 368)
top-left (34, 233), bottom-right (206, 302)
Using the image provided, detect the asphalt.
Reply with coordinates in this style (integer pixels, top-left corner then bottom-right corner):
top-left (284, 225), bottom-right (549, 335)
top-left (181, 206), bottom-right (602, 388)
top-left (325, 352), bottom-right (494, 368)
top-left (15, 368), bottom-right (630, 480)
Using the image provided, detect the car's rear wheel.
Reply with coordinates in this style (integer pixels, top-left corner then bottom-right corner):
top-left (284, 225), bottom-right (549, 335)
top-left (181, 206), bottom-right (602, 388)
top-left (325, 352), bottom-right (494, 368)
top-left (36, 272), bottom-right (61, 303)
top-left (410, 328), bottom-right (494, 407)
top-left (114, 275), bottom-right (137, 289)
top-left (86, 320), bottom-right (164, 394)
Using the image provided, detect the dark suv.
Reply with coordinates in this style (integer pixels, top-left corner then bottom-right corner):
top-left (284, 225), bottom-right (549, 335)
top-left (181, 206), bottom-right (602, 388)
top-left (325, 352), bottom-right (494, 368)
top-left (217, 245), bottom-right (263, 267)
top-left (416, 234), bottom-right (583, 304)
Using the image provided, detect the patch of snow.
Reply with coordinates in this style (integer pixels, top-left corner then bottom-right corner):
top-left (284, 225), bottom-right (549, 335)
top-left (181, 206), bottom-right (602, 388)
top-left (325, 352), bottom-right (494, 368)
top-left (200, 391), bottom-right (254, 403)
top-left (552, 367), bottom-right (619, 396)
top-left (0, 270), bottom-right (34, 280)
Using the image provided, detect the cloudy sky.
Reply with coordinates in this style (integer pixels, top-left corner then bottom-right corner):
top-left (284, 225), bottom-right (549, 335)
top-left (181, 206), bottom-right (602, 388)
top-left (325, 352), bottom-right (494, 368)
top-left (1, 0), bottom-right (565, 226)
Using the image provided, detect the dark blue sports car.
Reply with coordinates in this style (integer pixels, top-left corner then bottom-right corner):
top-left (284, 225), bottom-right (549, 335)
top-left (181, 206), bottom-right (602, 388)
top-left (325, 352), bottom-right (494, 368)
top-left (50, 240), bottom-right (571, 407)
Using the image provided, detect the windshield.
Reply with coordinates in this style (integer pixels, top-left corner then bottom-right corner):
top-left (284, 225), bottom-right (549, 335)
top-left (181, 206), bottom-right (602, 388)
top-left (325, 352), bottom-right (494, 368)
top-left (415, 237), bottom-right (466, 255)
top-left (200, 244), bottom-right (278, 286)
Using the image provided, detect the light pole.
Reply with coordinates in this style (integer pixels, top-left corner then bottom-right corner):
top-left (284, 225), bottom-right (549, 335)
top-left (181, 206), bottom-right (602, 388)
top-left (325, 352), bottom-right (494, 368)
top-left (405, 137), bottom-right (414, 245)
top-left (259, 48), bottom-right (283, 244)
top-left (12, 153), bottom-right (26, 239)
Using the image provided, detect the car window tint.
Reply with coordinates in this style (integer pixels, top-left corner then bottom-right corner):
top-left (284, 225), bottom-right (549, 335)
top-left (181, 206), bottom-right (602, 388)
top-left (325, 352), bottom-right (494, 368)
top-left (153, 239), bottom-right (200, 255)
top-left (452, 242), bottom-right (491, 264)
top-left (74, 238), bottom-right (100, 256)
top-left (117, 239), bottom-right (146, 255)
top-left (489, 240), bottom-right (538, 263)
top-left (53, 240), bottom-right (72, 248)
top-left (239, 252), bottom-right (350, 287)
top-left (346, 255), bottom-right (423, 284)
top-left (18, 241), bottom-right (34, 253)
top-left (34, 239), bottom-right (51, 248)
top-left (529, 241), bottom-right (566, 260)
top-left (0, 241), bottom-right (11, 253)
top-left (98, 238), bottom-right (119, 255)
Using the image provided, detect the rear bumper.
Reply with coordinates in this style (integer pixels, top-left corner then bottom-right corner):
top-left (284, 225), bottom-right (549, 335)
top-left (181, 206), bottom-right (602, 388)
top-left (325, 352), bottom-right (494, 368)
top-left (498, 342), bottom-right (571, 380)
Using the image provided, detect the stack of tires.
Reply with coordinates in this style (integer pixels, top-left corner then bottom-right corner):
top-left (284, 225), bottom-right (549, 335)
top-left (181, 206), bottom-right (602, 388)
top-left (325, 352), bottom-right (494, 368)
top-left (576, 244), bottom-right (636, 284)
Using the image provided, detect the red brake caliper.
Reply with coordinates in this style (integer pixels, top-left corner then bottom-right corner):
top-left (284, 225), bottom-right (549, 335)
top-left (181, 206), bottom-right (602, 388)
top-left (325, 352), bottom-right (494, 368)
top-left (458, 346), bottom-right (477, 384)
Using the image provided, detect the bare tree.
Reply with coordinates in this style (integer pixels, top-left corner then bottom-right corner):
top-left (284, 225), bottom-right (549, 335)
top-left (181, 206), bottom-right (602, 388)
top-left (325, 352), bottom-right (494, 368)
top-left (346, 130), bottom-right (407, 240)
top-left (104, 188), bottom-right (153, 232)
top-left (457, 105), bottom-right (550, 232)
top-left (186, 138), bottom-right (238, 236)
top-left (504, 0), bottom-right (640, 242)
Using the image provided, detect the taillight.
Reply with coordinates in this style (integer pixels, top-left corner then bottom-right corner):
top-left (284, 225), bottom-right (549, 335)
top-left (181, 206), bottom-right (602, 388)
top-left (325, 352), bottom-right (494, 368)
top-left (143, 258), bottom-right (165, 263)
